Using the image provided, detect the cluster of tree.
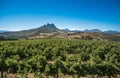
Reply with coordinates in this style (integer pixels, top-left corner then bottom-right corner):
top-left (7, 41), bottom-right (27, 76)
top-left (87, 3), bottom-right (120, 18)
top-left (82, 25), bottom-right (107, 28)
top-left (0, 39), bottom-right (120, 78)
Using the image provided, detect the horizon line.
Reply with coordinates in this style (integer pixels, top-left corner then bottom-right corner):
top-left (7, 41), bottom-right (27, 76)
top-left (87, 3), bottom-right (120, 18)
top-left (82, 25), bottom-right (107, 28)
top-left (0, 23), bottom-right (120, 32)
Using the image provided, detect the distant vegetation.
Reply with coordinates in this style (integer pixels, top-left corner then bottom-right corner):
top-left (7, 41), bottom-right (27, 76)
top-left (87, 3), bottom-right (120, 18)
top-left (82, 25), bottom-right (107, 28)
top-left (0, 39), bottom-right (120, 78)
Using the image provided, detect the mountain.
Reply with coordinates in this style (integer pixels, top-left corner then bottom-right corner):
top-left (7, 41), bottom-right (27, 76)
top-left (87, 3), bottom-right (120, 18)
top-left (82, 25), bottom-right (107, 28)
top-left (62, 29), bottom-right (102, 33)
top-left (104, 30), bottom-right (120, 34)
top-left (62, 28), bottom-right (120, 34)
top-left (39, 23), bottom-right (59, 33)
top-left (84, 29), bottom-right (102, 32)
top-left (0, 23), bottom-right (120, 41)
top-left (0, 23), bottom-right (59, 39)
top-left (0, 30), bottom-right (10, 33)
top-left (62, 29), bottom-right (71, 32)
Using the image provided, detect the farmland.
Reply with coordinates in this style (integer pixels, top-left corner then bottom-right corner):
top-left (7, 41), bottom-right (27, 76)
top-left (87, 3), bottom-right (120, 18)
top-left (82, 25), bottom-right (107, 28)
top-left (0, 39), bottom-right (120, 78)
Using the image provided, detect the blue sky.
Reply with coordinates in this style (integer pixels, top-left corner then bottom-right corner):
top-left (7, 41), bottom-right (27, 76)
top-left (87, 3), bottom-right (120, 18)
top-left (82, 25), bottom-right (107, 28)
top-left (0, 0), bottom-right (120, 31)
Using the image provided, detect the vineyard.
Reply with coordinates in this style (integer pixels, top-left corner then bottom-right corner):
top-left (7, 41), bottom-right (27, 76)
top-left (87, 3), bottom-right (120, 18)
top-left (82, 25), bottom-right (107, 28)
top-left (0, 39), bottom-right (120, 78)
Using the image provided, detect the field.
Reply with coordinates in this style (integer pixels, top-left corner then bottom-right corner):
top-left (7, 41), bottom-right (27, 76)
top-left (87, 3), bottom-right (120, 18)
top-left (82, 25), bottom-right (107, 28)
top-left (0, 39), bottom-right (120, 78)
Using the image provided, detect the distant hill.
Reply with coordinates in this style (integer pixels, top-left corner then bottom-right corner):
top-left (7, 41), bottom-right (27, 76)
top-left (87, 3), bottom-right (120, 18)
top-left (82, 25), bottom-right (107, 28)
top-left (0, 23), bottom-right (120, 41)
top-left (84, 29), bottom-right (102, 33)
top-left (0, 23), bottom-right (59, 39)
top-left (104, 30), bottom-right (120, 34)
top-left (0, 30), bottom-right (10, 33)
top-left (62, 29), bottom-right (71, 32)
top-left (62, 29), bottom-right (120, 34)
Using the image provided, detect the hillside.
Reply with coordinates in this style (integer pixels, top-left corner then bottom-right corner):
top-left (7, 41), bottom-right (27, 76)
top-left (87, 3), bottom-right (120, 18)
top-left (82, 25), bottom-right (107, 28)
top-left (0, 23), bottom-right (60, 39)
top-left (47, 32), bottom-right (120, 41)
top-left (0, 23), bottom-right (120, 41)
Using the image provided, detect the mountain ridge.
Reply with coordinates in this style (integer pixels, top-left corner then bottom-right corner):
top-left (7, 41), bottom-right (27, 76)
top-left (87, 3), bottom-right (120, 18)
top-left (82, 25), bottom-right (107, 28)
top-left (0, 30), bottom-right (10, 33)
top-left (62, 28), bottom-right (120, 34)
top-left (1, 23), bottom-right (120, 34)
top-left (0, 23), bottom-right (60, 39)
top-left (0, 23), bottom-right (120, 41)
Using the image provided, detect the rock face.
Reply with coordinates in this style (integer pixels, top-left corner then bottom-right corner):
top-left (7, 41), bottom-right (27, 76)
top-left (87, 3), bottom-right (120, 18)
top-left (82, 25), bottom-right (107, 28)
top-left (38, 23), bottom-right (59, 33)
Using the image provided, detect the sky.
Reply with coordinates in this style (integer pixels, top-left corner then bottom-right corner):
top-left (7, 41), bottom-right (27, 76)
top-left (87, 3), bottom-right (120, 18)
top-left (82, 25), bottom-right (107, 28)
top-left (0, 0), bottom-right (120, 31)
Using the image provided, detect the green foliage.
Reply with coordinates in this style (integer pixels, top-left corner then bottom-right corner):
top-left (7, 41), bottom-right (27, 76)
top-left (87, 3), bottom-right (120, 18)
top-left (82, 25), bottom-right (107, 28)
top-left (0, 39), bottom-right (120, 77)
